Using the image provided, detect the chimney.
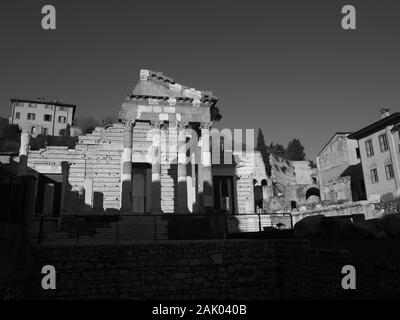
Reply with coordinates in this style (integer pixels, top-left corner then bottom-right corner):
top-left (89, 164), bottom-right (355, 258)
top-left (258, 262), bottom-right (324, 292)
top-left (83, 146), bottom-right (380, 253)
top-left (379, 108), bottom-right (391, 119)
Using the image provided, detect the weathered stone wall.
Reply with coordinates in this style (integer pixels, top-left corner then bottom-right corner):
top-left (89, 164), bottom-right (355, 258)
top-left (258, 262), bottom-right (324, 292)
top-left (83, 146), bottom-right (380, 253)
top-left (28, 240), bottom-right (351, 299)
top-left (292, 201), bottom-right (379, 225)
top-left (28, 124), bottom-right (125, 211)
top-left (270, 155), bottom-right (296, 185)
top-left (27, 123), bottom-right (258, 214)
top-left (292, 161), bottom-right (316, 185)
top-left (234, 153), bottom-right (257, 213)
top-left (320, 176), bottom-right (352, 203)
top-left (317, 134), bottom-right (357, 186)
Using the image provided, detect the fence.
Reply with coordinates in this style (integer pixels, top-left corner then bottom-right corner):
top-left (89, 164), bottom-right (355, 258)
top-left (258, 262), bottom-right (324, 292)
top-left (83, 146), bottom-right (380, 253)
top-left (32, 212), bottom-right (293, 244)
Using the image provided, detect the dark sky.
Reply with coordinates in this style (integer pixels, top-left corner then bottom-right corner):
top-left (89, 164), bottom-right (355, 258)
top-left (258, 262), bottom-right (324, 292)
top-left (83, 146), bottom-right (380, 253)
top-left (1, 0), bottom-right (399, 159)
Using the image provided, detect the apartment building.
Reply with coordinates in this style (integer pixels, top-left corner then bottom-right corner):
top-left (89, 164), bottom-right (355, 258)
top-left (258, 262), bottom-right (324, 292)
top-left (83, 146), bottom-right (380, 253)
top-left (9, 98), bottom-right (76, 137)
top-left (348, 111), bottom-right (400, 201)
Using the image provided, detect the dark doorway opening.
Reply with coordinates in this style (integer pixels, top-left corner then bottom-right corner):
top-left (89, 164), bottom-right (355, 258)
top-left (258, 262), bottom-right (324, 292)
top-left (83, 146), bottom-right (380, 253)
top-left (132, 162), bottom-right (151, 213)
top-left (35, 173), bottom-right (62, 216)
top-left (213, 176), bottom-right (235, 213)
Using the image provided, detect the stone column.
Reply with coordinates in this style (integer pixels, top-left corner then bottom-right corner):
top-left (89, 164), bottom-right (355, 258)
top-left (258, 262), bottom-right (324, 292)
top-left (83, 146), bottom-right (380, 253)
top-left (201, 121), bottom-right (214, 209)
top-left (190, 150), bottom-right (197, 212)
top-left (84, 178), bottom-right (93, 207)
top-left (150, 120), bottom-right (163, 214)
top-left (120, 121), bottom-right (134, 212)
top-left (18, 131), bottom-right (31, 176)
top-left (177, 121), bottom-right (189, 213)
top-left (197, 142), bottom-right (204, 209)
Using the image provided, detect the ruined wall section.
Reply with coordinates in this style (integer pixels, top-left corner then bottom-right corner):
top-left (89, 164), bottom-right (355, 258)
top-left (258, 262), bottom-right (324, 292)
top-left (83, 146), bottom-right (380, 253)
top-left (234, 153), bottom-right (256, 213)
top-left (266, 154), bottom-right (320, 212)
top-left (292, 161), bottom-right (316, 185)
top-left (317, 134), bottom-right (351, 187)
top-left (320, 176), bottom-right (352, 203)
top-left (270, 155), bottom-right (296, 185)
top-left (28, 124), bottom-right (126, 212)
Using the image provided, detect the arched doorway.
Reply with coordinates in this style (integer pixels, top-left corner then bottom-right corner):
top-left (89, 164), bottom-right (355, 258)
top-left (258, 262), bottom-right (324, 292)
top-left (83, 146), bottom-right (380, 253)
top-left (305, 187), bottom-right (320, 203)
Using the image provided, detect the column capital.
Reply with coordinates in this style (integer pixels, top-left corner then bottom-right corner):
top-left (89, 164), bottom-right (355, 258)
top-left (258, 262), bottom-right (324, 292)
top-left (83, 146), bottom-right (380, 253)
top-left (200, 121), bottom-right (213, 130)
top-left (122, 120), bottom-right (135, 127)
top-left (167, 97), bottom-right (177, 106)
top-left (150, 120), bottom-right (164, 129)
top-left (177, 121), bottom-right (189, 131)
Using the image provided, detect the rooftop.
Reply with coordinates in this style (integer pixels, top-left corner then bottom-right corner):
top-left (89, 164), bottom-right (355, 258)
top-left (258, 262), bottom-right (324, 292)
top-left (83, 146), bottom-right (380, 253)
top-left (348, 113), bottom-right (400, 140)
top-left (11, 98), bottom-right (76, 108)
top-left (317, 132), bottom-right (352, 156)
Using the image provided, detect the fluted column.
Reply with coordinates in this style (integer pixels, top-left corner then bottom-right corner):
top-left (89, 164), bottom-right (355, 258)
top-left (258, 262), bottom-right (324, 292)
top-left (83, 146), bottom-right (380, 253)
top-left (201, 121), bottom-right (214, 209)
top-left (177, 121), bottom-right (189, 213)
top-left (120, 121), bottom-right (134, 212)
top-left (150, 120), bottom-right (163, 214)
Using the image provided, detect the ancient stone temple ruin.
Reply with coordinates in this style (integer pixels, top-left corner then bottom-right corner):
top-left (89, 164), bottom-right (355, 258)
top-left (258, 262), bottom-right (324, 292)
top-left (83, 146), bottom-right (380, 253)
top-left (26, 69), bottom-right (258, 216)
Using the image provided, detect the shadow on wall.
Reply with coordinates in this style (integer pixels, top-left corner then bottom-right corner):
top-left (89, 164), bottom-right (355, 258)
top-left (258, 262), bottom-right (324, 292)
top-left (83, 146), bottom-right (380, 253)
top-left (164, 169), bottom-right (241, 240)
top-left (0, 163), bottom-right (35, 287)
top-left (34, 161), bottom-right (242, 241)
top-left (341, 163), bottom-right (367, 201)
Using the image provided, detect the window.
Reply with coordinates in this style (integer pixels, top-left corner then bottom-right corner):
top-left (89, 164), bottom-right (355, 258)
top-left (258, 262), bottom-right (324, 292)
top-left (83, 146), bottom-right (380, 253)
top-left (356, 148), bottom-right (360, 159)
top-left (16, 101), bottom-right (24, 107)
top-left (58, 106), bottom-right (68, 112)
top-left (385, 164), bottom-right (394, 180)
top-left (43, 128), bottom-right (48, 135)
top-left (365, 139), bottom-right (374, 157)
top-left (29, 103), bottom-right (36, 108)
top-left (44, 105), bottom-right (53, 110)
top-left (44, 114), bottom-right (52, 122)
top-left (15, 112), bottom-right (20, 119)
top-left (58, 116), bottom-right (66, 123)
top-left (27, 113), bottom-right (35, 120)
top-left (378, 134), bottom-right (389, 152)
top-left (370, 168), bottom-right (379, 183)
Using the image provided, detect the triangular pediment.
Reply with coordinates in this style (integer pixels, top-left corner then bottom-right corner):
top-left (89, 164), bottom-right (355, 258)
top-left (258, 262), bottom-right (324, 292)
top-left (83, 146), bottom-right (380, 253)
top-left (131, 69), bottom-right (217, 102)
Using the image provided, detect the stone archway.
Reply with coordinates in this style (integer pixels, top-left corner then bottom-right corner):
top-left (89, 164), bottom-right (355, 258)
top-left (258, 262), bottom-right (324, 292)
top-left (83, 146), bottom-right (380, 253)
top-left (305, 187), bottom-right (320, 203)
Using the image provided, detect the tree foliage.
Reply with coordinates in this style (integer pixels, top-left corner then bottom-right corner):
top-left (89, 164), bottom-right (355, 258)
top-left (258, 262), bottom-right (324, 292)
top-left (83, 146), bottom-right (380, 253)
top-left (210, 105), bottom-right (222, 122)
top-left (74, 115), bottom-right (118, 134)
top-left (73, 116), bottom-right (99, 134)
top-left (256, 129), bottom-right (270, 175)
top-left (100, 116), bottom-right (118, 126)
top-left (256, 129), bottom-right (287, 177)
top-left (268, 142), bottom-right (286, 158)
top-left (30, 134), bottom-right (78, 150)
top-left (0, 117), bottom-right (21, 152)
top-left (285, 138), bottom-right (305, 161)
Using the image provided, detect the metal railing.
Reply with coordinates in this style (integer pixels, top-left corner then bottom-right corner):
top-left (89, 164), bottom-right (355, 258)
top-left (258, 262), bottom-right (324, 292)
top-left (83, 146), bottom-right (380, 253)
top-left (32, 212), bottom-right (293, 244)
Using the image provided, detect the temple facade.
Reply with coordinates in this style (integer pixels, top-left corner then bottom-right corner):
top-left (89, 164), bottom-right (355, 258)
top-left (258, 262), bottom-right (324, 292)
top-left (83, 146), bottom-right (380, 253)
top-left (25, 70), bottom-right (259, 216)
